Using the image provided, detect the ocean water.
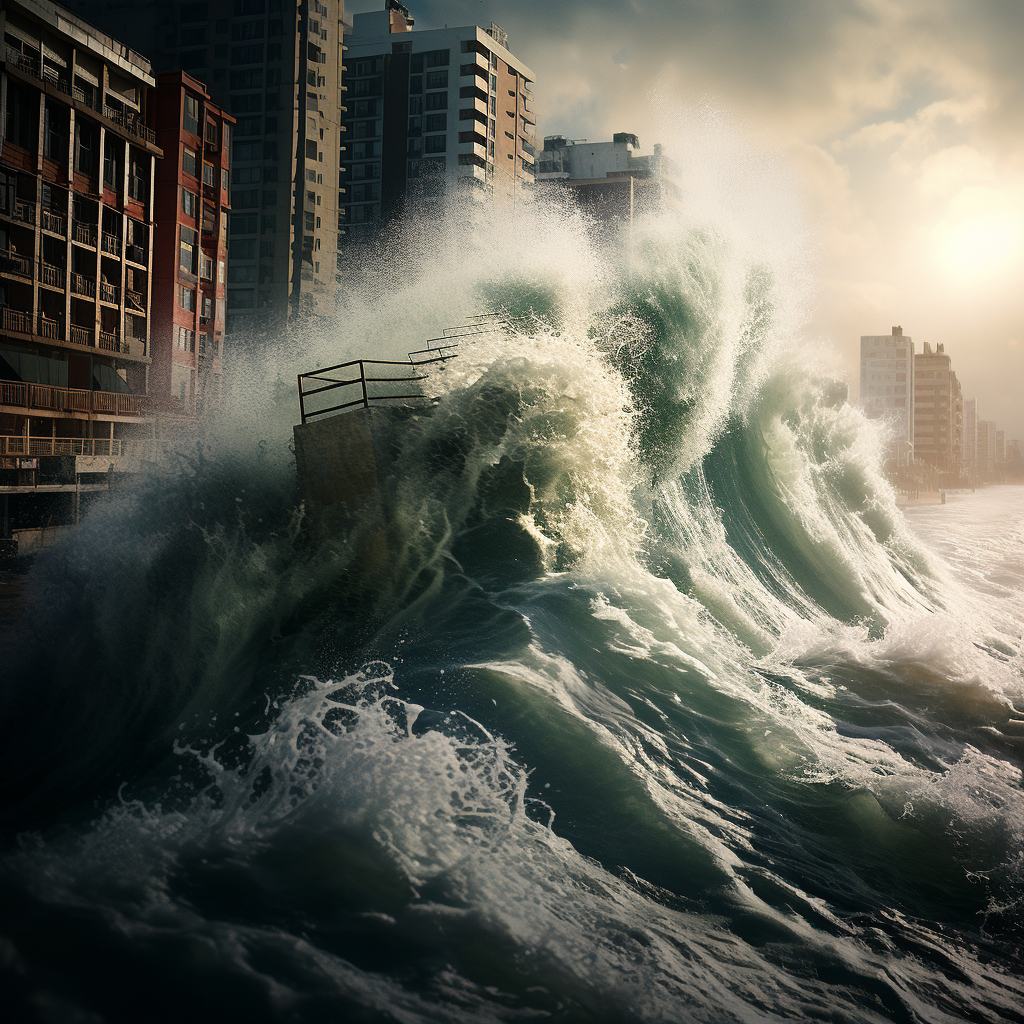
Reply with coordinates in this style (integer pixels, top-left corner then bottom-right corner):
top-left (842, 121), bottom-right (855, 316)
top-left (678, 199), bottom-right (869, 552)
top-left (2, 154), bottom-right (1023, 1022)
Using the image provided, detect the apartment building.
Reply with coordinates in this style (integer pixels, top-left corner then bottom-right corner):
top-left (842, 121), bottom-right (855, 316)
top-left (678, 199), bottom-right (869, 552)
top-left (535, 133), bottom-right (681, 222)
top-left (75, 0), bottom-right (345, 330)
top-left (1, 0), bottom-right (159, 469)
top-left (962, 396), bottom-right (977, 473)
top-left (340, 1), bottom-right (536, 243)
top-left (859, 326), bottom-right (915, 464)
top-left (913, 342), bottom-right (961, 473)
top-left (977, 419), bottom-right (996, 475)
top-left (151, 71), bottom-right (233, 418)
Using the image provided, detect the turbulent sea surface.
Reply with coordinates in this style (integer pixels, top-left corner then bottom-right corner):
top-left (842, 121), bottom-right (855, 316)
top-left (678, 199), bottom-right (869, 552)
top-left (2, 170), bottom-right (1023, 1022)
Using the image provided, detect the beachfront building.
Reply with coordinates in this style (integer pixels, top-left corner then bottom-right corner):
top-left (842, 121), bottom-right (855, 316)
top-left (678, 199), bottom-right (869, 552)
top-left (150, 71), bottom-right (233, 419)
top-left (859, 326), bottom-right (915, 465)
top-left (1, 0), bottom-right (159, 470)
top-left (72, 0), bottom-right (345, 331)
top-left (912, 342), bottom-right (960, 474)
top-left (977, 419), bottom-right (997, 476)
top-left (962, 397), bottom-right (978, 474)
top-left (339, 1), bottom-right (536, 243)
top-left (534, 133), bottom-right (681, 222)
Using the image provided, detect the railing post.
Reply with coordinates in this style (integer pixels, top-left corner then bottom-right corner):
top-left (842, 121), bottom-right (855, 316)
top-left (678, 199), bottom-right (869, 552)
top-left (297, 373), bottom-right (305, 424)
top-left (360, 361), bottom-right (368, 408)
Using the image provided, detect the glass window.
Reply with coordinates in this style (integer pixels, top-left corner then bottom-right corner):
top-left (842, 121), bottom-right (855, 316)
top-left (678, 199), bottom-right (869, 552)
top-left (182, 146), bottom-right (198, 177)
top-left (183, 95), bottom-right (199, 135)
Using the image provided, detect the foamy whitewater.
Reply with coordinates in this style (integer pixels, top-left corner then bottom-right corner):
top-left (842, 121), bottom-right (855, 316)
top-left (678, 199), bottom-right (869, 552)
top-left (2, 124), bottom-right (1022, 1023)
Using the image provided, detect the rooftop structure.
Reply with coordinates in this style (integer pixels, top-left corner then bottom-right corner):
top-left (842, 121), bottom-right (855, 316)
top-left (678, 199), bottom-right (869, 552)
top-left (535, 133), bottom-right (681, 222)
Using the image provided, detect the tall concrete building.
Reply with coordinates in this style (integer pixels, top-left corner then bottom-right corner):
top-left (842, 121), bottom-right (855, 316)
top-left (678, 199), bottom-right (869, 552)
top-left (860, 325), bottom-right (914, 465)
top-left (340, 1), bottom-right (535, 244)
top-left (962, 397), bottom-right (978, 473)
top-left (535, 133), bottom-right (681, 222)
top-left (913, 341), bottom-right (960, 473)
top-left (71, 0), bottom-right (345, 330)
top-left (995, 429), bottom-right (1005, 464)
top-left (977, 419), bottom-right (996, 475)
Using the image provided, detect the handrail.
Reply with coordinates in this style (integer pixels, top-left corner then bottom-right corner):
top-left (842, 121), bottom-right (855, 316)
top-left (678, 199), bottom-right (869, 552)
top-left (295, 313), bottom-right (522, 425)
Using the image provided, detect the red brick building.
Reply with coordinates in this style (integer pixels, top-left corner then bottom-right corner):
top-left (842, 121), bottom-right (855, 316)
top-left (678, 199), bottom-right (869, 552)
top-left (150, 71), bottom-right (232, 419)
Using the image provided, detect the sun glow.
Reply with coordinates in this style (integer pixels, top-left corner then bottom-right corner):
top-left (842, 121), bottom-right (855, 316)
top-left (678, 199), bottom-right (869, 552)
top-left (935, 216), bottom-right (1022, 281)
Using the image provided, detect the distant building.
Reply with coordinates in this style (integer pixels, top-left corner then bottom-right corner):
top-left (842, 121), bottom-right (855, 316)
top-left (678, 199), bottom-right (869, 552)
top-left (150, 71), bottom-right (233, 419)
top-left (962, 397), bottom-right (978, 472)
top-left (535, 133), bottom-right (681, 222)
top-left (71, 0), bottom-right (345, 331)
top-left (340, 1), bottom-right (536, 242)
top-left (913, 342), bottom-right (959, 473)
top-left (1, 0), bottom-right (157, 466)
top-left (860, 326), bottom-right (914, 465)
top-left (995, 429), bottom-right (1005, 464)
top-left (977, 419), bottom-right (997, 474)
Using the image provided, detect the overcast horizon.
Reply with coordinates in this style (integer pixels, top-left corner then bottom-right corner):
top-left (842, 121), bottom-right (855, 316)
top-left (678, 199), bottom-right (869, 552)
top-left (349, 0), bottom-right (1024, 439)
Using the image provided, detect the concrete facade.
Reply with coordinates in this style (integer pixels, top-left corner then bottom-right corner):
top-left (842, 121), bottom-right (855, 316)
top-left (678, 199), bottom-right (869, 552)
top-left (913, 341), bottom-right (960, 473)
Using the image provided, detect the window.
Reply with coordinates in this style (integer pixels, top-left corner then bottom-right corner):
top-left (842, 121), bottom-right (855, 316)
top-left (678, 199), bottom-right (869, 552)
top-left (236, 115), bottom-right (262, 136)
top-left (234, 0), bottom-right (266, 14)
top-left (263, 189), bottom-right (277, 207)
top-left (260, 240), bottom-right (275, 258)
top-left (179, 228), bottom-right (197, 273)
top-left (408, 95), bottom-right (423, 115)
top-left (232, 213), bottom-right (258, 234)
top-left (228, 289), bottom-right (255, 309)
top-left (180, 286), bottom-right (196, 311)
top-left (425, 49), bottom-right (450, 67)
top-left (264, 141), bottom-right (278, 160)
top-left (424, 135), bottom-right (446, 154)
top-left (232, 44), bottom-right (265, 65)
top-left (43, 102), bottom-right (66, 161)
top-left (425, 92), bottom-right (447, 111)
top-left (203, 163), bottom-right (215, 186)
top-left (202, 295), bottom-right (213, 318)
top-left (231, 94), bottom-right (262, 114)
top-left (233, 166), bottom-right (261, 185)
top-left (425, 70), bottom-right (448, 89)
top-left (200, 255), bottom-right (214, 281)
top-left (262, 214), bottom-right (276, 232)
top-left (177, 326), bottom-right (195, 351)
top-left (181, 188), bottom-right (197, 217)
top-left (232, 189), bottom-right (259, 208)
top-left (228, 265), bottom-right (257, 283)
top-left (183, 146), bottom-right (198, 177)
top-left (231, 20), bottom-right (265, 41)
top-left (183, 95), bottom-right (199, 135)
top-left (230, 239), bottom-right (256, 260)
top-left (425, 113), bottom-right (446, 132)
top-left (233, 142), bottom-right (260, 162)
top-left (230, 69), bottom-right (263, 89)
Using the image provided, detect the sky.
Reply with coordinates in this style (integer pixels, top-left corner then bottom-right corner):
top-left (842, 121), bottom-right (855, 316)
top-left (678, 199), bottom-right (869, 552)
top-left (349, 1), bottom-right (1024, 439)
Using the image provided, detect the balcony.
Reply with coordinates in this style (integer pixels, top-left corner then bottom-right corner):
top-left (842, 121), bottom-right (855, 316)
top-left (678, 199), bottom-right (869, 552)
top-left (0, 250), bottom-right (31, 278)
top-left (125, 289), bottom-right (146, 314)
top-left (98, 329), bottom-right (120, 351)
top-left (101, 232), bottom-right (122, 257)
top-left (70, 324), bottom-right (94, 346)
top-left (38, 314), bottom-right (62, 339)
top-left (40, 208), bottom-right (66, 236)
top-left (39, 262), bottom-right (66, 289)
top-left (1, 306), bottom-right (32, 333)
top-left (101, 104), bottom-right (157, 146)
top-left (0, 198), bottom-right (36, 226)
top-left (0, 380), bottom-right (144, 418)
top-left (72, 221), bottom-right (98, 247)
top-left (71, 272), bottom-right (97, 298)
top-left (100, 281), bottom-right (120, 305)
top-left (125, 244), bottom-right (147, 266)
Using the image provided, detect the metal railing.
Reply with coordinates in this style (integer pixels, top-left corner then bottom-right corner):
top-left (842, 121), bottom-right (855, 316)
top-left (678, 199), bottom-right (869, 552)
top-left (297, 313), bottom-right (519, 425)
top-left (102, 104), bottom-right (157, 145)
top-left (70, 324), bottom-right (93, 346)
top-left (0, 250), bottom-right (31, 277)
top-left (39, 262), bottom-right (66, 289)
top-left (39, 314), bottom-right (61, 339)
top-left (100, 281), bottom-right (120, 305)
top-left (0, 380), bottom-right (144, 417)
top-left (0, 436), bottom-right (178, 458)
top-left (40, 208), bottom-right (66, 235)
top-left (73, 221), bottom-right (98, 246)
top-left (2, 199), bottom-right (37, 225)
top-left (71, 272), bottom-right (97, 298)
top-left (125, 288), bottom-right (146, 313)
top-left (1, 306), bottom-right (32, 333)
top-left (101, 232), bottom-right (122, 256)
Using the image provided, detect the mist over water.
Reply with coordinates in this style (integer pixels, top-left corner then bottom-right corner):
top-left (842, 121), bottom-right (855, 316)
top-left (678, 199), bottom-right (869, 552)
top-left (2, 122), bottom-right (1023, 1023)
